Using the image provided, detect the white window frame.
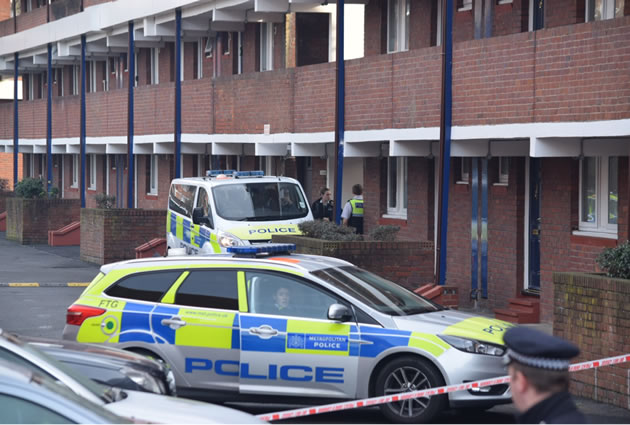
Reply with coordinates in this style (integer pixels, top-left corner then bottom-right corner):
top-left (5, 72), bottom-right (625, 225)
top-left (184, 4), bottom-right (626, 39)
top-left (498, 157), bottom-right (509, 185)
top-left (577, 156), bottom-right (618, 236)
top-left (237, 32), bottom-right (243, 75)
top-left (150, 47), bottom-right (160, 85)
top-left (458, 0), bottom-right (473, 11)
top-left (148, 154), bottom-right (158, 195)
top-left (88, 154), bottom-right (96, 190)
top-left (89, 61), bottom-right (97, 93)
top-left (457, 158), bottom-right (470, 184)
top-left (39, 73), bottom-right (45, 99)
top-left (72, 65), bottom-right (80, 95)
top-left (197, 38), bottom-right (204, 79)
top-left (204, 37), bottom-right (214, 58)
top-left (260, 23), bottom-right (273, 72)
top-left (586, 0), bottom-right (624, 21)
top-left (71, 155), bottom-right (79, 188)
top-left (385, 157), bottom-right (408, 218)
top-left (134, 51), bottom-right (139, 87)
top-left (58, 68), bottom-right (64, 97)
top-left (180, 40), bottom-right (185, 82)
top-left (387, 0), bottom-right (410, 53)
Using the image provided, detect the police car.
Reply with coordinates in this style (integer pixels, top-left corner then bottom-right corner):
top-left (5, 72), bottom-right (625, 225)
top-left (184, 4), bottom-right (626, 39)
top-left (167, 170), bottom-right (313, 254)
top-left (63, 244), bottom-right (514, 423)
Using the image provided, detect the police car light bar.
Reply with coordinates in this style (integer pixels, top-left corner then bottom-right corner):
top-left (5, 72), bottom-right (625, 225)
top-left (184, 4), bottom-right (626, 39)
top-left (234, 170), bottom-right (265, 178)
top-left (227, 243), bottom-right (296, 256)
top-left (206, 169), bottom-right (236, 177)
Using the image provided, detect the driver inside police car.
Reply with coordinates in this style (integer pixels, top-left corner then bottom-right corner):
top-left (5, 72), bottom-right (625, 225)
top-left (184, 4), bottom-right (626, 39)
top-left (272, 287), bottom-right (294, 314)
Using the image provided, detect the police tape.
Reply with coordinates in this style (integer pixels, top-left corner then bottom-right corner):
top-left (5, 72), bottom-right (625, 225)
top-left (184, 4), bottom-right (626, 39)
top-left (256, 353), bottom-right (630, 421)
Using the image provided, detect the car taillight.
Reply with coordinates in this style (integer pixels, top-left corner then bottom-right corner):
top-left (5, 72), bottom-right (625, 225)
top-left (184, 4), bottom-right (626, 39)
top-left (66, 305), bottom-right (106, 326)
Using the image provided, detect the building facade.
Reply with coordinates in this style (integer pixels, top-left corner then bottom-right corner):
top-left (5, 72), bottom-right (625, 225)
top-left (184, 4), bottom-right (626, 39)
top-left (0, 0), bottom-right (629, 322)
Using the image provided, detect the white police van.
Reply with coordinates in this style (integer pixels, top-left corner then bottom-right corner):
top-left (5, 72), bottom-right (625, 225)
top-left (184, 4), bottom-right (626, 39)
top-left (167, 170), bottom-right (313, 254)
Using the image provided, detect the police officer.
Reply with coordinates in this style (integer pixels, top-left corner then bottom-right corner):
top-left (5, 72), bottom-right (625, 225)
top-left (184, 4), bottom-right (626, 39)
top-left (311, 187), bottom-right (334, 221)
top-left (503, 326), bottom-right (587, 424)
top-left (341, 184), bottom-right (364, 234)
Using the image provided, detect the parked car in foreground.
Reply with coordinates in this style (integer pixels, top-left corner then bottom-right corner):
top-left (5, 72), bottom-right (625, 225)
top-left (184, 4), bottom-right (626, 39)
top-left (23, 335), bottom-right (176, 395)
top-left (63, 243), bottom-right (515, 423)
top-left (0, 360), bottom-right (127, 424)
top-left (0, 329), bottom-right (265, 424)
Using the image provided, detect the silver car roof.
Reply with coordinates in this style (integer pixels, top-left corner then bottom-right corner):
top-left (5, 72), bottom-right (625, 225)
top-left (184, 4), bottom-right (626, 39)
top-left (170, 175), bottom-right (300, 188)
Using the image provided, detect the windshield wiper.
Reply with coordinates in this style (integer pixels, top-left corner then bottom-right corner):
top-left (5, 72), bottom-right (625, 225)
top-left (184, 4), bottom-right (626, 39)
top-left (242, 215), bottom-right (279, 221)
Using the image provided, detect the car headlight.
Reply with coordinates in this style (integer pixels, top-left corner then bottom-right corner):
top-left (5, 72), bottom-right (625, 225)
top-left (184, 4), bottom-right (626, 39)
top-left (122, 368), bottom-right (167, 394)
top-left (217, 231), bottom-right (242, 248)
top-left (438, 334), bottom-right (505, 356)
top-left (165, 368), bottom-right (177, 396)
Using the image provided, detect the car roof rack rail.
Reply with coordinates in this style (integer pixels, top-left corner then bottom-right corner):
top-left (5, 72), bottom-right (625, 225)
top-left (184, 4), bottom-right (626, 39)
top-left (227, 243), bottom-right (296, 257)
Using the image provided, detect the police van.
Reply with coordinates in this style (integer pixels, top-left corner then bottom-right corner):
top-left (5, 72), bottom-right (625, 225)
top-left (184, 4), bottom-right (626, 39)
top-left (167, 171), bottom-right (313, 254)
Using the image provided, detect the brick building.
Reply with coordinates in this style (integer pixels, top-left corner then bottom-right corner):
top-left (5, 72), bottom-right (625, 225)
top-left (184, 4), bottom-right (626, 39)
top-left (0, 0), bottom-right (629, 322)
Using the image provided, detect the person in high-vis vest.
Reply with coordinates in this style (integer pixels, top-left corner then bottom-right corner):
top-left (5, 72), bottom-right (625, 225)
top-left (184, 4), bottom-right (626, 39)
top-left (341, 184), bottom-right (364, 234)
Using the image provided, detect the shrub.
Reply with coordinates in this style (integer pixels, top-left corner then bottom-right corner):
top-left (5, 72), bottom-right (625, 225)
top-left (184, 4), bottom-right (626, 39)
top-left (596, 241), bottom-right (630, 280)
top-left (14, 178), bottom-right (46, 199)
top-left (95, 193), bottom-right (116, 209)
top-left (369, 225), bottom-right (400, 241)
top-left (0, 178), bottom-right (8, 192)
top-left (299, 220), bottom-right (362, 241)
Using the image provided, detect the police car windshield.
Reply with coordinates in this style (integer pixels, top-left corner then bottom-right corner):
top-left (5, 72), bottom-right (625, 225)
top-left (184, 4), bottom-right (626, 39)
top-left (312, 267), bottom-right (441, 316)
top-left (212, 182), bottom-right (309, 221)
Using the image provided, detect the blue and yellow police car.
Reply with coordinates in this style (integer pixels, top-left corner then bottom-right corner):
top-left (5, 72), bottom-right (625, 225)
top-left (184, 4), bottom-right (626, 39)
top-left (63, 244), bottom-right (514, 423)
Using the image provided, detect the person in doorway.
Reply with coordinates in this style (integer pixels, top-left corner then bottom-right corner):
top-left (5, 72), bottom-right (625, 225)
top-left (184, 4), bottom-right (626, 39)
top-left (341, 184), bottom-right (364, 234)
top-left (503, 326), bottom-right (587, 424)
top-left (311, 187), bottom-right (334, 221)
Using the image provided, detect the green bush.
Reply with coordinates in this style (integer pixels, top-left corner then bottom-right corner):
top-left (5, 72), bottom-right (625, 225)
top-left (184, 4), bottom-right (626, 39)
top-left (596, 241), bottom-right (630, 280)
top-left (14, 178), bottom-right (46, 199)
top-left (0, 178), bottom-right (8, 192)
top-left (369, 225), bottom-right (400, 241)
top-left (95, 193), bottom-right (116, 209)
top-left (299, 220), bottom-right (362, 241)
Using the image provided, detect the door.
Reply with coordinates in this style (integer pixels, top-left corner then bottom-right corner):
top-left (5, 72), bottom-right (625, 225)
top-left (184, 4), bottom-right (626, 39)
top-left (239, 270), bottom-right (360, 399)
top-left (158, 269), bottom-right (241, 392)
top-left (528, 158), bottom-right (541, 292)
top-left (533, 0), bottom-right (544, 30)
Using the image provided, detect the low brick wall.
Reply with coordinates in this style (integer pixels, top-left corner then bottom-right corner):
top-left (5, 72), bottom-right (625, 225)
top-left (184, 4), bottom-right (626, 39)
top-left (553, 272), bottom-right (630, 409)
top-left (0, 191), bottom-right (13, 213)
top-left (81, 208), bottom-right (166, 265)
top-left (6, 198), bottom-right (81, 244)
top-left (272, 235), bottom-right (434, 291)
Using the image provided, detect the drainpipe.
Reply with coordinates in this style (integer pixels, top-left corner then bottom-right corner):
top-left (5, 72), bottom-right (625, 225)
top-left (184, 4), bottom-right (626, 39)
top-left (174, 8), bottom-right (182, 179)
top-left (333, 0), bottom-right (345, 224)
top-left (47, 43), bottom-right (52, 194)
top-left (13, 52), bottom-right (18, 187)
top-left (127, 21), bottom-right (135, 208)
top-left (435, 0), bottom-right (454, 286)
top-left (80, 35), bottom-right (86, 208)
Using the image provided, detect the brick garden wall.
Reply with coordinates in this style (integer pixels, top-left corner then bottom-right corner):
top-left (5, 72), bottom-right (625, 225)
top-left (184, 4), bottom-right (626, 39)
top-left (5, 198), bottom-right (80, 244)
top-left (80, 208), bottom-right (166, 265)
top-left (0, 152), bottom-right (23, 191)
top-left (553, 272), bottom-right (630, 409)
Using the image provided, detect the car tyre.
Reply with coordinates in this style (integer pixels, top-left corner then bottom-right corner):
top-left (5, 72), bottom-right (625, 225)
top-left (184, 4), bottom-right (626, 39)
top-left (374, 356), bottom-right (446, 424)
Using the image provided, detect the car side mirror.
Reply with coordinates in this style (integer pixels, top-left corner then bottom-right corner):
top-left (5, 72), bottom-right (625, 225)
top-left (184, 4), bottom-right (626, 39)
top-left (327, 304), bottom-right (352, 322)
top-left (192, 207), bottom-right (213, 228)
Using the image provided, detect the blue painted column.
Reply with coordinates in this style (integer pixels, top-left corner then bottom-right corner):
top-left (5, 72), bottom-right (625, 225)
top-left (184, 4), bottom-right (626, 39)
top-left (174, 9), bottom-right (182, 179)
top-left (13, 52), bottom-right (18, 187)
top-left (436, 0), bottom-right (454, 286)
top-left (127, 21), bottom-right (135, 208)
top-left (80, 35), bottom-right (86, 208)
top-left (333, 0), bottom-right (345, 224)
top-left (46, 43), bottom-right (53, 194)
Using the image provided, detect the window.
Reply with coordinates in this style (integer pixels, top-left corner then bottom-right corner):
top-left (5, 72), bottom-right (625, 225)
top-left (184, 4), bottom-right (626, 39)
top-left (246, 271), bottom-right (341, 320)
top-left (260, 23), bottom-right (273, 72)
top-left (221, 32), bottom-right (231, 55)
top-left (237, 32), bottom-right (243, 75)
top-left (150, 48), bottom-right (159, 85)
top-left (458, 0), bottom-right (473, 10)
top-left (579, 157), bottom-right (618, 234)
top-left (386, 157), bottom-right (408, 217)
top-left (0, 394), bottom-right (71, 424)
top-left (498, 157), bottom-right (509, 185)
top-left (147, 154), bottom-right (158, 195)
top-left (38, 73), bottom-right (45, 99)
top-left (88, 154), bottom-right (96, 190)
top-left (174, 270), bottom-right (238, 310)
top-left (28, 73), bottom-right (34, 100)
top-left (56, 68), bottom-right (63, 97)
top-left (196, 187), bottom-right (210, 216)
top-left (88, 61), bottom-right (97, 93)
top-left (457, 158), bottom-right (470, 183)
top-left (204, 37), bottom-right (214, 58)
top-left (387, 0), bottom-right (410, 53)
top-left (71, 155), bottom-right (78, 188)
top-left (586, 0), bottom-right (624, 20)
top-left (72, 65), bottom-right (80, 95)
top-left (195, 39), bottom-right (203, 79)
top-left (134, 52), bottom-right (139, 87)
top-left (106, 271), bottom-right (182, 302)
top-left (169, 183), bottom-right (197, 217)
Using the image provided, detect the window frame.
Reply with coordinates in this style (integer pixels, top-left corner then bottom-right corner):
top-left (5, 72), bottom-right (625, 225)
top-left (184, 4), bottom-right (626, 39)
top-left (72, 65), bottom-right (80, 95)
top-left (148, 154), bottom-right (158, 195)
top-left (497, 157), bottom-right (509, 185)
top-left (260, 22), bottom-right (274, 72)
top-left (387, 0), bottom-right (410, 53)
top-left (586, 0), bottom-right (624, 21)
top-left (71, 154), bottom-right (79, 188)
top-left (88, 154), bottom-right (96, 190)
top-left (173, 269), bottom-right (239, 310)
top-left (578, 156), bottom-right (618, 235)
top-left (458, 0), bottom-right (473, 11)
top-left (150, 47), bottom-right (160, 85)
top-left (385, 156), bottom-right (408, 218)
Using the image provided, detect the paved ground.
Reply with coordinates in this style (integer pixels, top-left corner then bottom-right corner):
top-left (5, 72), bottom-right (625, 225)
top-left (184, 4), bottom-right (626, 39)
top-left (1, 231), bottom-right (629, 423)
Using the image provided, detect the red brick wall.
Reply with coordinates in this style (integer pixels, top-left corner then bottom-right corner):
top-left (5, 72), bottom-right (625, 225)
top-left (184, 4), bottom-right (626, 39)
top-left (80, 208), bottom-right (166, 264)
top-left (136, 154), bottom-right (171, 210)
top-left (6, 197), bottom-right (81, 244)
top-left (493, 0), bottom-right (528, 36)
top-left (553, 272), bottom-right (630, 409)
top-left (0, 0), bottom-right (11, 20)
top-left (15, 5), bottom-right (46, 32)
top-left (364, 0), bottom-right (384, 56)
top-left (294, 62), bottom-right (335, 133)
top-left (242, 23), bottom-right (258, 74)
top-left (545, 0), bottom-right (581, 28)
top-left (0, 153), bottom-right (23, 191)
top-left (308, 156), bottom-right (328, 206)
top-left (0, 17), bottom-right (13, 37)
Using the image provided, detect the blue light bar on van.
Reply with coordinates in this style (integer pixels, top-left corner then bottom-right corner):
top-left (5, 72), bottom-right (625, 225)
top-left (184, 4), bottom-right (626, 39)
top-left (206, 170), bottom-right (236, 177)
top-left (227, 243), bottom-right (296, 255)
top-left (235, 170), bottom-right (265, 178)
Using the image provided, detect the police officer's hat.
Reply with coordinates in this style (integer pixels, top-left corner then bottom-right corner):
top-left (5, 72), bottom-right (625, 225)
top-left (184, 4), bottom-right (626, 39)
top-left (503, 326), bottom-right (580, 371)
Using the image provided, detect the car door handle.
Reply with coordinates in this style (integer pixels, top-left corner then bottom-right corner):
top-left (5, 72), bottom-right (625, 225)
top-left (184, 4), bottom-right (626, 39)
top-left (249, 325), bottom-right (278, 339)
top-left (161, 317), bottom-right (187, 329)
